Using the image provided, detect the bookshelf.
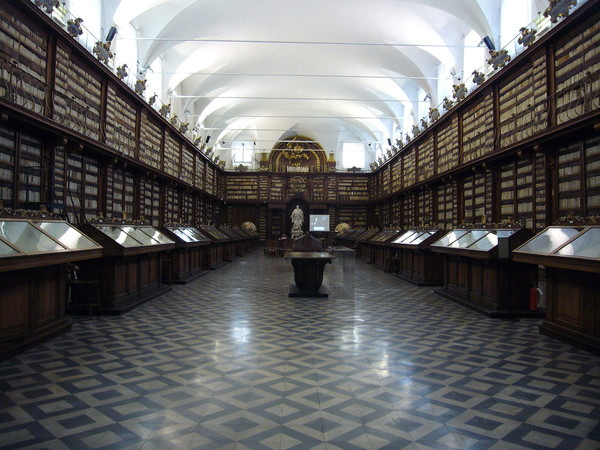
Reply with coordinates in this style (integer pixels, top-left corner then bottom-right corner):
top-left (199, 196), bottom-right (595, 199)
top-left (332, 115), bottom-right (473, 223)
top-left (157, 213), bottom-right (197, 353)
top-left (585, 136), bottom-right (600, 217)
top-left (327, 176), bottom-right (337, 202)
top-left (0, 125), bottom-right (15, 208)
top-left (416, 189), bottom-right (433, 225)
top-left (557, 142), bottom-right (581, 217)
top-left (533, 152), bottom-right (547, 231)
top-left (417, 135), bottom-right (435, 182)
top-left (258, 175), bottom-right (269, 202)
top-left (226, 175), bottom-right (258, 201)
top-left (402, 148), bottom-right (416, 189)
top-left (141, 177), bottom-right (160, 226)
top-left (139, 111), bottom-right (162, 170)
top-left (515, 158), bottom-right (534, 227)
top-left (270, 177), bottom-right (283, 201)
top-left (335, 176), bottom-right (368, 202)
top-left (66, 151), bottom-right (83, 223)
top-left (462, 171), bottom-right (488, 224)
top-left (163, 131), bottom-right (180, 178)
top-left (0, 4), bottom-right (47, 116)
top-left (51, 145), bottom-right (66, 216)
top-left (17, 132), bottom-right (42, 210)
top-left (54, 44), bottom-right (102, 141)
top-left (205, 165), bottom-right (215, 196)
top-left (82, 158), bottom-right (99, 221)
top-left (311, 175), bottom-right (326, 201)
top-left (105, 85), bottom-right (137, 158)
top-left (435, 182), bottom-right (455, 230)
top-left (181, 145), bottom-right (194, 186)
top-left (498, 53), bottom-right (547, 147)
top-left (381, 165), bottom-right (390, 196)
top-left (436, 115), bottom-right (459, 175)
top-left (499, 162), bottom-right (516, 222)
top-left (181, 191), bottom-right (193, 224)
top-left (391, 159), bottom-right (402, 192)
top-left (163, 186), bottom-right (178, 224)
top-left (555, 19), bottom-right (600, 125)
top-left (461, 92), bottom-right (494, 164)
top-left (402, 193), bottom-right (416, 228)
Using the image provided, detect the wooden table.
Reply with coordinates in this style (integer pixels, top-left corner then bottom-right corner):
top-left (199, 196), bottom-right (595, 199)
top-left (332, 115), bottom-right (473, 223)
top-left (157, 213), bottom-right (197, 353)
top-left (284, 251), bottom-right (334, 297)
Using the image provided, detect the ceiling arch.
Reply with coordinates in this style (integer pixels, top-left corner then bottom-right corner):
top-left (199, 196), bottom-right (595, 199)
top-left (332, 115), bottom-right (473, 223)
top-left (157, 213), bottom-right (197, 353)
top-left (107, 0), bottom-right (534, 168)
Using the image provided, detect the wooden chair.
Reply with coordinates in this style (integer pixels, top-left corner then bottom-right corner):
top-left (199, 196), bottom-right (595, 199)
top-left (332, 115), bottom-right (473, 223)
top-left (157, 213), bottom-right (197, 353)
top-left (264, 239), bottom-right (278, 256)
top-left (66, 263), bottom-right (102, 319)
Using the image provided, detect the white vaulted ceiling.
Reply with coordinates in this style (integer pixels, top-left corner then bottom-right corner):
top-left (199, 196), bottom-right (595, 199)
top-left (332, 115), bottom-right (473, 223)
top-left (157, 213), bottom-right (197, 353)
top-left (102, 0), bottom-right (550, 168)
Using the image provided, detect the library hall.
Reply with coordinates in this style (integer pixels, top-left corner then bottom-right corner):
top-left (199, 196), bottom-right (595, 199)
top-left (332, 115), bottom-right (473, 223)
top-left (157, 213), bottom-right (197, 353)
top-left (1, 0), bottom-right (599, 448)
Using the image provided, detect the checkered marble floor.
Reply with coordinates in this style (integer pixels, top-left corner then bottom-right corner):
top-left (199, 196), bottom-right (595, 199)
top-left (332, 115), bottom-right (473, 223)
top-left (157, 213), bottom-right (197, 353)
top-left (1, 251), bottom-right (599, 449)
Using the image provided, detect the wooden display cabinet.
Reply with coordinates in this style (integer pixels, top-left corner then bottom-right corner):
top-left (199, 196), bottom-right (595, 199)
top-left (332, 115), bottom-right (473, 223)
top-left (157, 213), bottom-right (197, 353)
top-left (160, 226), bottom-right (212, 284)
top-left (349, 228), bottom-right (379, 257)
top-left (76, 222), bottom-right (175, 314)
top-left (198, 225), bottom-right (232, 268)
top-left (513, 225), bottom-right (600, 353)
top-left (334, 228), bottom-right (366, 249)
top-left (218, 226), bottom-right (247, 258)
top-left (431, 227), bottom-right (536, 317)
top-left (0, 217), bottom-right (103, 359)
top-left (360, 229), bottom-right (403, 267)
top-left (229, 227), bottom-right (259, 254)
top-left (389, 229), bottom-right (445, 285)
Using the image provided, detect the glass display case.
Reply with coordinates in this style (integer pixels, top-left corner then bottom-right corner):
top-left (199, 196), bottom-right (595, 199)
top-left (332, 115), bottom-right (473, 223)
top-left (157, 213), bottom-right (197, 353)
top-left (198, 225), bottom-right (234, 267)
top-left (513, 226), bottom-right (598, 270)
top-left (75, 222), bottom-right (176, 314)
top-left (0, 219), bottom-right (103, 271)
top-left (358, 229), bottom-right (404, 267)
top-left (86, 223), bottom-right (175, 251)
top-left (164, 226), bottom-right (210, 244)
top-left (334, 228), bottom-right (366, 248)
top-left (431, 227), bottom-right (536, 317)
top-left (160, 226), bottom-right (212, 284)
top-left (513, 225), bottom-right (600, 353)
top-left (431, 228), bottom-right (527, 260)
top-left (198, 225), bottom-right (230, 241)
top-left (387, 229), bottom-right (445, 286)
top-left (0, 218), bottom-right (103, 359)
top-left (354, 228), bottom-right (380, 242)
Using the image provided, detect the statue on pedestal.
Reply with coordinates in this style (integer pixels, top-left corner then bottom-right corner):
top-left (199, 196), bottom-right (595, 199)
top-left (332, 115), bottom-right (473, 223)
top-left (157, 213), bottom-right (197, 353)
top-left (291, 205), bottom-right (304, 238)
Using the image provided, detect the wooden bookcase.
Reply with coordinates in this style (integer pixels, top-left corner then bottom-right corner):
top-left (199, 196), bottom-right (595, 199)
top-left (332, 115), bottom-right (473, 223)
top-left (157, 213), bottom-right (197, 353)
top-left (54, 44), bottom-right (102, 140)
top-left (141, 177), bottom-right (161, 226)
top-left (417, 135), bottom-right (435, 182)
top-left (498, 52), bottom-right (547, 148)
top-left (461, 92), bottom-right (494, 164)
top-left (555, 19), bottom-right (600, 125)
top-left (0, 125), bottom-right (15, 208)
top-left (402, 148), bottom-right (416, 189)
top-left (436, 115), bottom-right (459, 175)
top-left (435, 182), bottom-right (456, 229)
top-left (226, 175), bottom-right (258, 201)
top-left (105, 85), bottom-right (137, 158)
top-left (139, 111), bottom-right (162, 170)
top-left (0, 4), bottom-right (47, 116)
top-left (163, 131), bottom-right (180, 179)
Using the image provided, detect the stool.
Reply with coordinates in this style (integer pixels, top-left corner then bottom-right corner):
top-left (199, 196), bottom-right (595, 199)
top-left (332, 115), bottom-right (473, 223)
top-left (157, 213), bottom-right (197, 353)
top-left (66, 263), bottom-right (102, 319)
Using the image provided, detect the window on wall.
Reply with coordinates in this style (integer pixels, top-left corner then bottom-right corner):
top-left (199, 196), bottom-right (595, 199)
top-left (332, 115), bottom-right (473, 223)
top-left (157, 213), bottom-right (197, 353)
top-left (342, 142), bottom-right (365, 169)
top-left (232, 141), bottom-right (253, 164)
top-left (464, 30), bottom-right (486, 79)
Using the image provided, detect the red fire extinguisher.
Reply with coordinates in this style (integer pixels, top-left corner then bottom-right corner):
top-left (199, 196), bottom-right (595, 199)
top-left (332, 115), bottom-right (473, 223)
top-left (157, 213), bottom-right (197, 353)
top-left (529, 287), bottom-right (542, 311)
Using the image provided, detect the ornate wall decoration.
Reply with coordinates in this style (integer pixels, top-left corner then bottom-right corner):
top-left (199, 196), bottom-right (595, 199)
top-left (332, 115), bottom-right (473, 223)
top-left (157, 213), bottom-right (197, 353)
top-left (269, 136), bottom-right (327, 172)
top-left (289, 176), bottom-right (307, 195)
